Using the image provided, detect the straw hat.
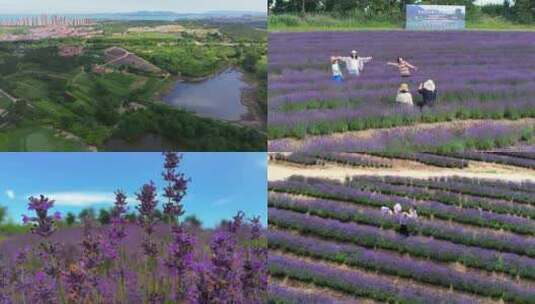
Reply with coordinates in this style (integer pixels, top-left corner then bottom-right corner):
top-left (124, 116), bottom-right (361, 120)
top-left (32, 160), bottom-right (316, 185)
top-left (399, 83), bottom-right (409, 92)
top-left (423, 79), bottom-right (436, 91)
top-left (351, 50), bottom-right (357, 55)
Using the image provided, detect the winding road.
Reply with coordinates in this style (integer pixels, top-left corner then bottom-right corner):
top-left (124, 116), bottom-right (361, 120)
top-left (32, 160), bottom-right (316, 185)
top-left (0, 88), bottom-right (18, 103)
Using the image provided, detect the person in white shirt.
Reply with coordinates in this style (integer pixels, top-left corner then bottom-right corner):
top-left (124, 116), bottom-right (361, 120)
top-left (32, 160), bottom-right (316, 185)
top-left (339, 50), bottom-right (373, 76)
top-left (408, 208), bottom-right (418, 219)
top-left (331, 57), bottom-right (344, 83)
top-left (396, 83), bottom-right (413, 106)
top-left (393, 203), bottom-right (402, 215)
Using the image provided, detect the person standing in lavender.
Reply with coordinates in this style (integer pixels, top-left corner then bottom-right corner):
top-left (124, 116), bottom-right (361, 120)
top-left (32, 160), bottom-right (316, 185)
top-left (330, 57), bottom-right (344, 83)
top-left (395, 83), bottom-right (414, 106)
top-left (417, 79), bottom-right (438, 110)
top-left (387, 57), bottom-right (418, 81)
top-left (339, 50), bottom-right (373, 77)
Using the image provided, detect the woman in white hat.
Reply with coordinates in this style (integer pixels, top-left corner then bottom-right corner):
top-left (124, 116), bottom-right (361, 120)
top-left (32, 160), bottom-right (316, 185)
top-left (339, 50), bottom-right (373, 77)
top-left (395, 83), bottom-right (413, 106)
top-left (417, 79), bottom-right (437, 109)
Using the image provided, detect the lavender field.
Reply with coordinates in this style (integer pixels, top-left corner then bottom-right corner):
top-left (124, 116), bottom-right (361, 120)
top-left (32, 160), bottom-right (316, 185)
top-left (268, 155), bottom-right (535, 303)
top-left (0, 153), bottom-right (267, 304)
top-left (268, 31), bottom-right (535, 152)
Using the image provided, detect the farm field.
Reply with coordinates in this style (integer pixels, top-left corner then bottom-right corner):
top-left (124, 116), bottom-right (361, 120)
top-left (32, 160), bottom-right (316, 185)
top-left (0, 125), bottom-right (90, 151)
top-left (268, 31), bottom-right (535, 152)
top-left (268, 152), bottom-right (535, 303)
top-left (0, 18), bottom-right (267, 152)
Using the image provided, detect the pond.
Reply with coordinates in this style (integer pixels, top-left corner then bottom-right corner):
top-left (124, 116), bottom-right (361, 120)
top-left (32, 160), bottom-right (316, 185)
top-left (162, 69), bottom-right (249, 121)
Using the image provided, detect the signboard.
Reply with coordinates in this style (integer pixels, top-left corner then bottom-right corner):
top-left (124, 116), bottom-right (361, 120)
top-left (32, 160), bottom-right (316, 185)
top-left (406, 5), bottom-right (465, 31)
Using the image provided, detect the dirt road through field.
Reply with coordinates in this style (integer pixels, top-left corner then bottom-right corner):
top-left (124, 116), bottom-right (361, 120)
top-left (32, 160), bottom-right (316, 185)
top-left (268, 158), bottom-right (535, 182)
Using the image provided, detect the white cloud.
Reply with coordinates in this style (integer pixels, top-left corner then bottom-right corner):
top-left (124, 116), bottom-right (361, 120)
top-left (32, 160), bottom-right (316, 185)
top-left (5, 190), bottom-right (15, 200)
top-left (252, 154), bottom-right (267, 170)
top-left (36, 191), bottom-right (115, 207)
top-left (211, 196), bottom-right (234, 207)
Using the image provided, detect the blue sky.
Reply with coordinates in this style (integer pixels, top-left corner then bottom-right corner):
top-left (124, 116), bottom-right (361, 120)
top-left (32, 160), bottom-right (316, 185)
top-left (0, 153), bottom-right (267, 228)
top-left (0, 0), bottom-right (266, 14)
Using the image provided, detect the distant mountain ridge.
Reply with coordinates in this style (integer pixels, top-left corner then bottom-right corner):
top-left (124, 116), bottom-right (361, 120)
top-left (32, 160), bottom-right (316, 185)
top-left (94, 10), bottom-right (266, 19)
top-left (0, 10), bottom-right (266, 21)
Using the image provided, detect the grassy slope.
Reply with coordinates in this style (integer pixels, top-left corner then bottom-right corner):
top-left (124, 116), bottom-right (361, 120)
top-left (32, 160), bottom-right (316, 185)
top-left (0, 125), bottom-right (90, 151)
top-left (0, 94), bottom-right (11, 109)
top-left (268, 14), bottom-right (535, 32)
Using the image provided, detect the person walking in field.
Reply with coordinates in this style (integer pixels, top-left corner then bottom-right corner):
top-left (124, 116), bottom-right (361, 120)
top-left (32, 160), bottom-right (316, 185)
top-left (408, 208), bottom-right (418, 219)
top-left (331, 56), bottom-right (344, 83)
top-left (393, 203), bottom-right (402, 215)
top-left (387, 57), bottom-right (418, 78)
top-left (417, 79), bottom-right (438, 110)
top-left (339, 50), bottom-right (373, 77)
top-left (395, 83), bottom-right (413, 106)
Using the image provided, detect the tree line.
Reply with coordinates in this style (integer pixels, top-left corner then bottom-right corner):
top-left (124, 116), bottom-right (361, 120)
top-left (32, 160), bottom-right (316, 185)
top-left (268, 0), bottom-right (535, 23)
top-left (0, 204), bottom-right (204, 230)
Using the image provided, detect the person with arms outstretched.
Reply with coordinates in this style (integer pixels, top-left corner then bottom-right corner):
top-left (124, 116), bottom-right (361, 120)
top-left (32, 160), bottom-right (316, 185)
top-left (339, 50), bottom-right (373, 77)
top-left (387, 57), bottom-right (418, 78)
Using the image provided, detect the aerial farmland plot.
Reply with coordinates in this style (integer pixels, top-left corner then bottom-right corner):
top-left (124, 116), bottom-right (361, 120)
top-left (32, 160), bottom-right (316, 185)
top-left (268, 31), bottom-right (535, 152)
top-left (268, 152), bottom-right (535, 303)
top-left (0, 13), bottom-right (267, 152)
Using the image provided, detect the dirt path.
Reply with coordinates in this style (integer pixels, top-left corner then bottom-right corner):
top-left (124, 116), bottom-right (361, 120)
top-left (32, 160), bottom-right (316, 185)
top-left (268, 157), bottom-right (535, 182)
top-left (0, 88), bottom-right (17, 103)
top-left (269, 118), bottom-right (535, 151)
top-left (45, 126), bottom-right (98, 152)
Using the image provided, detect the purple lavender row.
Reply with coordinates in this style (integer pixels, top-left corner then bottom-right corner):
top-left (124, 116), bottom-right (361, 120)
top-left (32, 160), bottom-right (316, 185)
top-left (269, 193), bottom-right (535, 258)
top-left (270, 78), bottom-right (534, 101)
top-left (269, 32), bottom-right (535, 75)
top-left (268, 282), bottom-right (358, 304)
top-left (270, 178), bottom-right (535, 235)
top-left (359, 175), bottom-right (535, 206)
top-left (269, 120), bottom-right (531, 153)
top-left (269, 253), bottom-right (485, 304)
top-left (270, 80), bottom-right (535, 110)
top-left (268, 98), bottom-right (535, 139)
top-left (268, 230), bottom-right (535, 302)
top-left (270, 153), bottom-right (319, 166)
top-left (269, 152), bottom-right (392, 168)
top-left (313, 152), bottom-right (392, 168)
top-left (346, 177), bottom-right (535, 219)
top-left (269, 66), bottom-right (533, 90)
top-left (496, 152), bottom-right (535, 160)
top-left (368, 152), bottom-right (469, 168)
top-left (269, 31), bottom-right (535, 68)
top-left (268, 208), bottom-right (535, 280)
top-left (417, 175), bottom-right (535, 195)
top-left (443, 152), bottom-right (535, 170)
